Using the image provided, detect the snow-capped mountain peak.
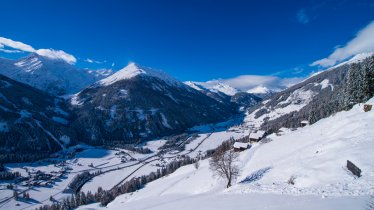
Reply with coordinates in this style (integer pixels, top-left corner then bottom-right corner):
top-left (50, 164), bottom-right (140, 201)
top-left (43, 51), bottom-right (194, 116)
top-left (14, 53), bottom-right (43, 72)
top-left (99, 62), bottom-right (181, 87)
top-left (247, 85), bottom-right (271, 94)
top-left (184, 80), bottom-right (239, 96)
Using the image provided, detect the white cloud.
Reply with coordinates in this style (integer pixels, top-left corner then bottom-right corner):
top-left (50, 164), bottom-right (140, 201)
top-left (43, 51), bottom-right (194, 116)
top-left (311, 20), bottom-right (374, 67)
top-left (209, 75), bottom-right (304, 92)
top-left (84, 58), bottom-right (105, 64)
top-left (0, 48), bottom-right (22, 53)
top-left (0, 36), bottom-right (77, 64)
top-left (0, 37), bottom-right (35, 52)
top-left (296, 9), bottom-right (309, 24)
top-left (36, 49), bottom-right (77, 64)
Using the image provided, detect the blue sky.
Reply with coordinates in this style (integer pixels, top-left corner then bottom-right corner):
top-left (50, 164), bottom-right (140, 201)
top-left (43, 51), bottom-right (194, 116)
top-left (0, 0), bottom-right (373, 89)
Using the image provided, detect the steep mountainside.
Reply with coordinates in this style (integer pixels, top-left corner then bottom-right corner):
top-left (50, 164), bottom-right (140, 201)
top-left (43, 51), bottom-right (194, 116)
top-left (185, 81), bottom-right (261, 108)
top-left (245, 53), bottom-right (374, 133)
top-left (0, 53), bottom-right (112, 95)
top-left (70, 63), bottom-right (238, 145)
top-left (0, 74), bottom-right (75, 163)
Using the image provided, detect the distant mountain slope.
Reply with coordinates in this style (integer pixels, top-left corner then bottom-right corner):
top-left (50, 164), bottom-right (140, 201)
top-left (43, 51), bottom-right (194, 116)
top-left (0, 53), bottom-right (112, 95)
top-left (247, 85), bottom-right (277, 98)
top-left (70, 63), bottom-right (238, 145)
top-left (0, 74), bottom-right (75, 163)
top-left (185, 81), bottom-right (261, 108)
top-left (245, 53), bottom-right (374, 133)
top-left (185, 81), bottom-right (239, 96)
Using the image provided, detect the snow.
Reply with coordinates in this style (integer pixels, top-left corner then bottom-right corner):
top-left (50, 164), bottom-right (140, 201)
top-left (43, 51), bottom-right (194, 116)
top-left (233, 142), bottom-right (249, 149)
top-left (247, 85), bottom-right (271, 94)
top-left (234, 97), bottom-right (374, 196)
top-left (184, 80), bottom-right (239, 96)
top-left (52, 116), bottom-right (69, 125)
top-left (99, 62), bottom-right (181, 87)
top-left (249, 130), bottom-right (265, 139)
top-left (316, 79), bottom-right (334, 91)
top-left (59, 135), bottom-right (71, 145)
top-left (76, 97), bottom-right (374, 210)
top-left (309, 52), bottom-right (374, 78)
top-left (245, 87), bottom-right (316, 127)
top-left (160, 113), bottom-right (172, 129)
top-left (70, 93), bottom-right (83, 106)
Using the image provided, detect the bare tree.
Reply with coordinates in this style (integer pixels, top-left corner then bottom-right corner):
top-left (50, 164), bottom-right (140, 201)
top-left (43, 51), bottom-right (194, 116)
top-left (209, 148), bottom-right (240, 188)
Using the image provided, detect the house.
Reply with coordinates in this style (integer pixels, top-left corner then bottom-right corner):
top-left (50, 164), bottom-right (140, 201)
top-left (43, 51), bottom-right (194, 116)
top-left (233, 142), bottom-right (250, 152)
top-left (249, 130), bottom-right (265, 142)
top-left (364, 104), bottom-right (372, 112)
top-left (300, 120), bottom-right (309, 127)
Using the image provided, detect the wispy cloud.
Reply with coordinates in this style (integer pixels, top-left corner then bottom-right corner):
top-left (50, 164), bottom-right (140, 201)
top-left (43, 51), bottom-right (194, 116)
top-left (209, 75), bottom-right (304, 91)
top-left (311, 20), bottom-right (374, 67)
top-left (0, 37), bottom-right (77, 64)
top-left (84, 58), bottom-right (106, 64)
top-left (296, 9), bottom-right (309, 24)
top-left (0, 37), bottom-right (35, 52)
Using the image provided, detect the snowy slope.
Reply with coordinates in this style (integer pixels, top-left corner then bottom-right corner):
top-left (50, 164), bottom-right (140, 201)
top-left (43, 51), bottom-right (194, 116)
top-left (185, 80), bottom-right (239, 96)
top-left (310, 52), bottom-right (374, 78)
top-left (245, 53), bottom-right (374, 131)
top-left (77, 97), bottom-right (374, 210)
top-left (0, 53), bottom-right (112, 95)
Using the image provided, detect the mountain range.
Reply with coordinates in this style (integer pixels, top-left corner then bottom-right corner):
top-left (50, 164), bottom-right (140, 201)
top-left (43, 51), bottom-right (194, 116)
top-left (0, 52), bottom-right (373, 162)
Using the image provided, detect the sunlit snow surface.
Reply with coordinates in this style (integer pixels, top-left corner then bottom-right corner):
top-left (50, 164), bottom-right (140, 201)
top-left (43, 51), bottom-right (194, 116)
top-left (77, 97), bottom-right (374, 210)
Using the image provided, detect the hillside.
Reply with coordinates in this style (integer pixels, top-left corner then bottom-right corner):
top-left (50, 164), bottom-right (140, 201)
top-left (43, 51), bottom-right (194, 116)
top-left (0, 53), bottom-right (111, 95)
top-left (0, 74), bottom-right (75, 162)
top-left (70, 63), bottom-right (238, 145)
top-left (81, 96), bottom-right (374, 210)
top-left (245, 53), bottom-right (374, 132)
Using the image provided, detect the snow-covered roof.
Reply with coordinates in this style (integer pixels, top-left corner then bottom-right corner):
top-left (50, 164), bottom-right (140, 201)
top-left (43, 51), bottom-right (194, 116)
top-left (301, 120), bottom-right (309, 124)
top-left (233, 142), bottom-right (249, 149)
top-left (249, 130), bottom-right (265, 139)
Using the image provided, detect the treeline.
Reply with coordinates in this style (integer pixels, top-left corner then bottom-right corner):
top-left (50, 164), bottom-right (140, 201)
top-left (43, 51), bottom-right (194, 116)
top-left (37, 156), bottom-right (195, 210)
top-left (0, 153), bottom-right (49, 164)
top-left (66, 171), bottom-right (102, 194)
top-left (0, 171), bottom-right (21, 180)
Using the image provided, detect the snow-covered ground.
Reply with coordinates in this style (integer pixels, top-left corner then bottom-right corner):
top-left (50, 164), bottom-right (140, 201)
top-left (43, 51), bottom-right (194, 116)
top-left (77, 97), bottom-right (374, 210)
top-left (0, 119), bottom-right (248, 209)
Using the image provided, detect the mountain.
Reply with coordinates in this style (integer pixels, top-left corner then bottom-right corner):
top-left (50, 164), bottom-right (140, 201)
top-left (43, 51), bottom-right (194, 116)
top-left (245, 52), bottom-right (374, 133)
top-left (0, 74), bottom-right (75, 163)
top-left (184, 81), bottom-right (239, 96)
top-left (69, 63), bottom-right (238, 145)
top-left (185, 81), bottom-right (261, 108)
top-left (247, 85), bottom-right (276, 98)
top-left (0, 53), bottom-right (112, 95)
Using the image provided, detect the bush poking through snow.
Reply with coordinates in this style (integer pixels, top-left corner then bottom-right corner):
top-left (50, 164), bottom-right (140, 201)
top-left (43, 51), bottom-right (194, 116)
top-left (288, 175), bottom-right (296, 185)
top-left (194, 161), bottom-right (200, 170)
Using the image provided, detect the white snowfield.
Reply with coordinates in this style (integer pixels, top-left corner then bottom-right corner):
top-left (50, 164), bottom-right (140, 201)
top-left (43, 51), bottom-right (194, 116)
top-left (78, 97), bottom-right (374, 210)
